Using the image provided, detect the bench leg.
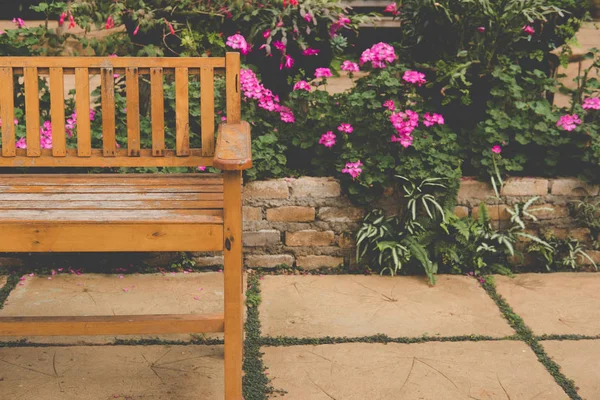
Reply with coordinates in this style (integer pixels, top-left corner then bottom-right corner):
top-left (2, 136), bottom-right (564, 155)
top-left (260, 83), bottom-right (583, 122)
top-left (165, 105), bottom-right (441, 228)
top-left (223, 170), bottom-right (244, 400)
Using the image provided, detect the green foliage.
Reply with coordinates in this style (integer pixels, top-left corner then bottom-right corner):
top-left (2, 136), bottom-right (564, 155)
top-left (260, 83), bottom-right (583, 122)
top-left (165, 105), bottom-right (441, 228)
top-left (571, 199), bottom-right (600, 237)
top-left (527, 231), bottom-right (597, 271)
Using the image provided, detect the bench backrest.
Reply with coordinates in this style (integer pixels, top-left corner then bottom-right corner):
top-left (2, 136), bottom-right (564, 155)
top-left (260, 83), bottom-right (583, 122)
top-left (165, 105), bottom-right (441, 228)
top-left (0, 52), bottom-right (241, 167)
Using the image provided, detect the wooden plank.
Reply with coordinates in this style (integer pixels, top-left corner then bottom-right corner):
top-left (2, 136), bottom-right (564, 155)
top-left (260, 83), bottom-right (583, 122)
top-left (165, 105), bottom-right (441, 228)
top-left (214, 121), bottom-right (252, 170)
top-left (0, 223), bottom-right (224, 252)
top-left (151, 67), bottom-right (165, 156)
top-left (0, 193), bottom-right (223, 201)
top-left (0, 185), bottom-right (223, 193)
top-left (0, 314), bottom-right (225, 336)
top-left (175, 67), bottom-right (190, 156)
top-left (0, 200), bottom-right (224, 210)
top-left (225, 52), bottom-right (241, 125)
top-left (201, 67), bottom-right (215, 156)
top-left (0, 149), bottom-right (212, 167)
top-left (0, 56), bottom-right (226, 69)
top-left (0, 67), bottom-right (15, 157)
top-left (0, 173), bottom-right (222, 185)
top-left (0, 209), bottom-right (222, 223)
top-left (223, 170), bottom-right (244, 400)
top-left (75, 68), bottom-right (91, 157)
top-left (101, 67), bottom-right (117, 156)
top-left (49, 67), bottom-right (66, 156)
top-left (14, 67), bottom-right (222, 75)
top-left (126, 67), bottom-right (140, 156)
top-left (23, 67), bottom-right (40, 157)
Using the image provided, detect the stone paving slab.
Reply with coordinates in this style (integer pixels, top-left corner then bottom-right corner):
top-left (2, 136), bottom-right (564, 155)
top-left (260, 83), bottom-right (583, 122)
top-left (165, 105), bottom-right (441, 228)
top-left (495, 273), bottom-right (600, 335)
top-left (0, 272), bottom-right (242, 344)
top-left (263, 341), bottom-right (568, 400)
top-left (259, 275), bottom-right (514, 338)
top-left (0, 345), bottom-right (224, 400)
top-left (544, 340), bottom-right (600, 400)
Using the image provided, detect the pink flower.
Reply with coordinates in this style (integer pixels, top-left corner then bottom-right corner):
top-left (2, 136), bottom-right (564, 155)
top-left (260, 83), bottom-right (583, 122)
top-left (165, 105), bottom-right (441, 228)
top-left (556, 114), bottom-right (582, 131)
top-left (360, 42), bottom-right (396, 68)
top-left (390, 110), bottom-right (419, 148)
top-left (279, 107), bottom-right (295, 123)
top-left (341, 60), bottom-right (359, 72)
top-left (477, 26), bottom-right (485, 32)
top-left (342, 161), bottom-right (363, 179)
top-left (403, 70), bottom-right (426, 86)
top-left (263, 29), bottom-right (271, 39)
top-left (582, 97), bottom-right (600, 110)
top-left (304, 13), bottom-right (313, 23)
top-left (15, 137), bottom-right (26, 149)
top-left (522, 25), bottom-right (535, 35)
top-left (280, 54), bottom-right (294, 70)
top-left (383, 100), bottom-right (396, 111)
top-left (68, 13), bottom-right (76, 29)
top-left (165, 19), bottom-right (176, 35)
top-left (384, 3), bottom-right (399, 15)
top-left (491, 145), bottom-right (502, 154)
top-left (197, 166), bottom-right (206, 172)
top-left (12, 18), bottom-right (25, 28)
top-left (423, 112), bottom-right (444, 127)
top-left (106, 16), bottom-right (114, 29)
top-left (273, 41), bottom-right (286, 52)
top-left (337, 123), bottom-right (353, 134)
top-left (302, 48), bottom-right (320, 56)
top-left (59, 12), bottom-right (66, 27)
top-left (319, 131), bottom-right (336, 147)
top-left (293, 80), bottom-right (311, 91)
top-left (315, 68), bottom-right (332, 78)
top-left (226, 34), bottom-right (250, 55)
top-left (133, 25), bottom-right (140, 35)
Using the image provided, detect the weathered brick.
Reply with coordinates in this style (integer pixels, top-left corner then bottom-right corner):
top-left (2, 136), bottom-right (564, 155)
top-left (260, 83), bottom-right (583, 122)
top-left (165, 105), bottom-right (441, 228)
top-left (191, 256), bottom-right (224, 267)
top-left (245, 254), bottom-right (294, 268)
top-left (243, 230), bottom-right (281, 247)
top-left (579, 250), bottom-right (600, 265)
top-left (472, 204), bottom-right (510, 221)
top-left (457, 179), bottom-right (496, 203)
top-left (454, 206), bottom-right (469, 218)
top-left (243, 206), bottom-right (262, 221)
top-left (551, 178), bottom-right (599, 196)
top-left (501, 177), bottom-right (549, 197)
top-left (527, 204), bottom-right (570, 220)
top-left (266, 206), bottom-right (315, 222)
top-left (244, 180), bottom-right (289, 200)
top-left (290, 177), bottom-right (341, 198)
top-left (318, 207), bottom-right (365, 222)
top-left (296, 255), bottom-right (344, 270)
top-left (338, 233), bottom-right (356, 249)
top-left (553, 228), bottom-right (591, 241)
top-left (285, 230), bottom-right (334, 246)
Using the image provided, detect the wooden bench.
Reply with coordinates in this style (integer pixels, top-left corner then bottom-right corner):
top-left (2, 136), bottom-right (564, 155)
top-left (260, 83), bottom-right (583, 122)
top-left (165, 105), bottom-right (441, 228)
top-left (0, 53), bottom-right (250, 399)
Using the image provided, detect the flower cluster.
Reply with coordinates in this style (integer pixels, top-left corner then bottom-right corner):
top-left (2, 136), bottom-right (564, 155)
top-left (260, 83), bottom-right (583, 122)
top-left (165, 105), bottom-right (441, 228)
top-left (293, 80), bottom-right (311, 91)
top-left (360, 42), bottom-right (396, 69)
top-left (383, 100), bottom-right (396, 111)
top-left (65, 109), bottom-right (96, 137)
top-left (390, 110), bottom-right (419, 148)
top-left (338, 123), bottom-right (353, 134)
top-left (240, 68), bottom-right (295, 123)
top-left (330, 14), bottom-right (351, 37)
top-left (403, 70), bottom-right (426, 86)
top-left (341, 61), bottom-right (359, 72)
top-left (319, 131), bottom-right (336, 147)
top-left (491, 145), bottom-right (502, 154)
top-left (423, 113), bottom-right (444, 127)
top-left (556, 114), bottom-right (582, 131)
top-left (315, 68), bottom-right (332, 78)
top-left (342, 160), bottom-right (363, 179)
top-left (12, 18), bottom-right (25, 28)
top-left (16, 120), bottom-right (53, 149)
top-left (226, 34), bottom-right (250, 55)
top-left (583, 97), bottom-right (600, 110)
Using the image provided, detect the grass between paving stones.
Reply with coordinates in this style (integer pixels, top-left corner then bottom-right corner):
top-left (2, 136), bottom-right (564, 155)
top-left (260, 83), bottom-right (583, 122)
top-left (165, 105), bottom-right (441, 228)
top-left (537, 334), bottom-right (600, 341)
top-left (482, 278), bottom-right (582, 400)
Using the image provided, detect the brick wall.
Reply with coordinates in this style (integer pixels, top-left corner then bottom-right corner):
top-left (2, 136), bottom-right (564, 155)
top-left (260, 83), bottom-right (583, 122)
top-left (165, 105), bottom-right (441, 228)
top-left (189, 176), bottom-right (600, 270)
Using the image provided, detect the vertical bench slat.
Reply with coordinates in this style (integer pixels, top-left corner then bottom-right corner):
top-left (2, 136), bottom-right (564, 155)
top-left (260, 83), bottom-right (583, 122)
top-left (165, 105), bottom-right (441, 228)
top-left (75, 68), bottom-right (91, 157)
top-left (49, 67), bottom-right (66, 157)
top-left (225, 53), bottom-right (241, 125)
top-left (126, 67), bottom-right (140, 157)
top-left (201, 67), bottom-right (215, 156)
top-left (24, 67), bottom-right (41, 156)
top-left (150, 67), bottom-right (165, 157)
top-left (101, 68), bottom-right (117, 157)
top-left (0, 67), bottom-right (15, 157)
top-left (175, 67), bottom-right (190, 156)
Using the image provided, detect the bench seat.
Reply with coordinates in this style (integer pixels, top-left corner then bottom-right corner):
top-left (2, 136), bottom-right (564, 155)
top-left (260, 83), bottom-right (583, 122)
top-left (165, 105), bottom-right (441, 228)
top-left (0, 173), bottom-right (226, 252)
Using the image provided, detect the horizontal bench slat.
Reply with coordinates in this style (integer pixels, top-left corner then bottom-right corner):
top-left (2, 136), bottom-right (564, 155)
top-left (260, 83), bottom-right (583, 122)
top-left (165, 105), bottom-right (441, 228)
top-left (0, 314), bottom-right (225, 336)
top-left (0, 209), bottom-right (223, 223)
top-left (0, 200), bottom-right (224, 210)
top-left (0, 56), bottom-right (226, 69)
top-left (0, 173), bottom-right (222, 185)
top-left (0, 184), bottom-right (223, 193)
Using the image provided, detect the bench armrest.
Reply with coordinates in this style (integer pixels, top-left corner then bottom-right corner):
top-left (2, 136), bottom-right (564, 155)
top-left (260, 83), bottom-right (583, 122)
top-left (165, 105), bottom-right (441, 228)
top-left (213, 121), bottom-right (252, 171)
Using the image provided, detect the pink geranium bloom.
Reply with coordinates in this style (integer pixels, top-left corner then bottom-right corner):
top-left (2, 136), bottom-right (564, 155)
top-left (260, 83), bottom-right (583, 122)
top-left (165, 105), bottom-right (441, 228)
top-left (279, 107), bottom-right (295, 123)
top-left (491, 145), bottom-right (502, 154)
top-left (342, 160), bottom-right (363, 179)
top-left (341, 60), bottom-right (359, 72)
top-left (197, 166), bottom-right (206, 172)
top-left (556, 114), bottom-right (582, 131)
top-left (319, 131), bottom-right (336, 147)
top-left (383, 100), bottom-right (396, 111)
top-left (360, 42), bottom-right (396, 68)
top-left (522, 25), bottom-right (535, 35)
top-left (226, 34), bottom-right (250, 55)
top-left (337, 123), bottom-right (353, 134)
top-left (477, 26), bottom-right (485, 32)
top-left (315, 68), bottom-right (332, 78)
top-left (280, 54), bottom-right (294, 70)
top-left (293, 80), bottom-right (311, 91)
top-left (403, 70), bottom-right (426, 86)
top-left (582, 97), bottom-right (600, 110)
top-left (302, 48), bottom-right (320, 56)
top-left (423, 112), bottom-right (444, 127)
top-left (15, 137), bottom-right (26, 149)
top-left (12, 18), bottom-right (25, 28)
top-left (390, 110), bottom-right (419, 148)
